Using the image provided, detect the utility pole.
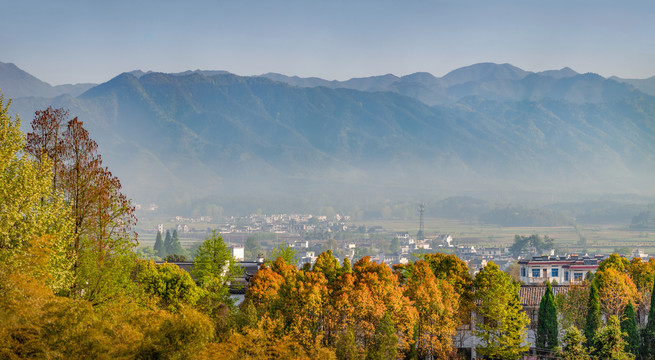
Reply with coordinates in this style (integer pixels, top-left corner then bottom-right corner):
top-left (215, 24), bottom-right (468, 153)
top-left (417, 203), bottom-right (425, 241)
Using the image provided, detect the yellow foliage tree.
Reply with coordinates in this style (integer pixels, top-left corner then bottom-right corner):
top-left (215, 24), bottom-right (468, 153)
top-left (595, 267), bottom-right (640, 318)
top-left (0, 94), bottom-right (74, 294)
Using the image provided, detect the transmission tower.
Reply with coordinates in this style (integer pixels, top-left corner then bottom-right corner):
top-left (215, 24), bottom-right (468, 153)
top-left (417, 203), bottom-right (425, 241)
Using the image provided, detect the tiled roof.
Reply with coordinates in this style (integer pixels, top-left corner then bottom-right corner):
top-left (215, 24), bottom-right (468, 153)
top-left (519, 285), bottom-right (571, 307)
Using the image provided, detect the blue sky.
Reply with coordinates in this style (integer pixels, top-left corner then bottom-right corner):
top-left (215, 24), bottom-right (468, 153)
top-left (3, 0), bottom-right (655, 85)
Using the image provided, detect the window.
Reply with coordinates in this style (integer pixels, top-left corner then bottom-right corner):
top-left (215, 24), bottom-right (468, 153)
top-left (521, 267), bottom-right (526, 277)
top-left (565, 271), bottom-right (569, 281)
top-left (574, 273), bottom-right (583, 281)
top-left (551, 268), bottom-right (559, 277)
top-left (532, 268), bottom-right (540, 277)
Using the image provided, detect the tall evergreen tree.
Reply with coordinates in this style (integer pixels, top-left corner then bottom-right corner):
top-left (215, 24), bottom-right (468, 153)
top-left (153, 230), bottom-right (164, 258)
top-left (537, 282), bottom-right (559, 355)
top-left (163, 230), bottom-right (172, 256)
top-left (645, 280), bottom-right (655, 359)
top-left (170, 229), bottom-right (184, 256)
top-left (621, 301), bottom-right (639, 357)
top-left (584, 282), bottom-right (602, 347)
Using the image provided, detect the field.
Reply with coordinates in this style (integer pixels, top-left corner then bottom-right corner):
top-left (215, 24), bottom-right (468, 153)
top-left (363, 217), bottom-right (655, 255)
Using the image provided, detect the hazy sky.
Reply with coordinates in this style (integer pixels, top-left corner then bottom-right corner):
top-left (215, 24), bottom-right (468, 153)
top-left (3, 0), bottom-right (655, 85)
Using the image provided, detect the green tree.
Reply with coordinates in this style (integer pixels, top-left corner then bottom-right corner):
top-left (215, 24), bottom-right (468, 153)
top-left (168, 229), bottom-right (185, 256)
top-left (557, 327), bottom-right (591, 360)
top-left (269, 243), bottom-right (296, 265)
top-left (536, 282), bottom-right (559, 355)
top-left (153, 230), bottom-right (165, 258)
top-left (473, 262), bottom-right (529, 360)
top-left (192, 230), bottom-right (241, 305)
top-left (594, 315), bottom-right (635, 360)
top-left (341, 257), bottom-right (352, 274)
top-left (244, 236), bottom-right (260, 260)
top-left (597, 253), bottom-right (630, 273)
top-left (163, 230), bottom-right (172, 257)
top-left (584, 283), bottom-right (602, 347)
top-left (313, 250), bottom-right (341, 284)
top-left (335, 329), bottom-right (360, 360)
top-left (134, 259), bottom-right (203, 311)
top-left (389, 237), bottom-right (400, 254)
top-left (621, 302), bottom-right (639, 357)
top-left (366, 312), bottom-right (397, 360)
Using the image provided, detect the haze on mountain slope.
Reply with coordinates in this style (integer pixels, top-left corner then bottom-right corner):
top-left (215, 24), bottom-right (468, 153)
top-left (2, 61), bottom-right (654, 214)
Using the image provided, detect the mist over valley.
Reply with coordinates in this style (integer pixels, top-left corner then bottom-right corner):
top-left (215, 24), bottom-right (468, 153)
top-left (2, 61), bottom-right (654, 221)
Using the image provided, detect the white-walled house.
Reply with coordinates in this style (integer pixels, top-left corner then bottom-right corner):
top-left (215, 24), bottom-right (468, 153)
top-left (518, 254), bottom-right (604, 285)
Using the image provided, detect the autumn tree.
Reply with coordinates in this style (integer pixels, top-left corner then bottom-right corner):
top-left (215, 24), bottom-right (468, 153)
top-left (24, 106), bottom-right (68, 190)
top-left (536, 282), bottom-right (558, 355)
top-left (421, 253), bottom-right (474, 324)
top-left (473, 261), bottom-right (529, 360)
top-left (404, 260), bottom-right (459, 359)
top-left (245, 256), bottom-right (331, 352)
top-left (325, 256), bottom-right (417, 356)
top-left (594, 267), bottom-right (640, 318)
top-left (26, 109), bottom-right (137, 298)
top-left (628, 257), bottom-right (655, 293)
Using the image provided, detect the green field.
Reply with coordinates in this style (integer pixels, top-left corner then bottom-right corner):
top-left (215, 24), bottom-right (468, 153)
top-left (363, 217), bottom-right (655, 255)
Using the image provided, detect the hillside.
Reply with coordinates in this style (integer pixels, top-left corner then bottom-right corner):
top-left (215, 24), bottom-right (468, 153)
top-left (3, 62), bottom-right (655, 208)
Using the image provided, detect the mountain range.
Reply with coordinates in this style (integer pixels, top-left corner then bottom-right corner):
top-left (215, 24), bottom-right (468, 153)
top-left (2, 61), bottom-right (654, 212)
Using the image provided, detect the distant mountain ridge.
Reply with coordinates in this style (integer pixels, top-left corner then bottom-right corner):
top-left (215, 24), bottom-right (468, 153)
top-left (0, 61), bottom-right (95, 98)
top-left (261, 63), bottom-right (646, 105)
top-left (2, 61), bottom-right (655, 206)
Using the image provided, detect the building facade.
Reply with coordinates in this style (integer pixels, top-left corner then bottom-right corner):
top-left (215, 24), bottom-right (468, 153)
top-left (518, 254), bottom-right (605, 285)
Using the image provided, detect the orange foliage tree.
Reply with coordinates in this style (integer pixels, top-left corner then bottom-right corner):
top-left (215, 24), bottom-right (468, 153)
top-left (404, 260), bottom-right (459, 359)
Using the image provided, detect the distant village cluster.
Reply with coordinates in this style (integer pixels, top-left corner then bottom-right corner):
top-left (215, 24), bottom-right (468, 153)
top-left (155, 211), bottom-right (655, 288)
